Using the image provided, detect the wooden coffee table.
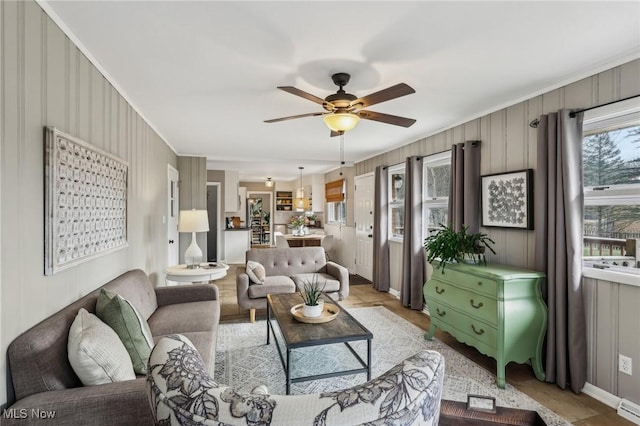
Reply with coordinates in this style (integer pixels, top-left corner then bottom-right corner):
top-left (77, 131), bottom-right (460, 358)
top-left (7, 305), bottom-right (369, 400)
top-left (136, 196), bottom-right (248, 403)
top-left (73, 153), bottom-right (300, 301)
top-left (266, 293), bottom-right (373, 394)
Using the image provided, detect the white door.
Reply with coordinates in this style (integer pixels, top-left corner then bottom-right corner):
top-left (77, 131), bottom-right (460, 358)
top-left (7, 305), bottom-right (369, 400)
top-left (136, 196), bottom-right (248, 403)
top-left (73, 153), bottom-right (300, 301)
top-left (167, 165), bottom-right (179, 267)
top-left (355, 173), bottom-right (374, 281)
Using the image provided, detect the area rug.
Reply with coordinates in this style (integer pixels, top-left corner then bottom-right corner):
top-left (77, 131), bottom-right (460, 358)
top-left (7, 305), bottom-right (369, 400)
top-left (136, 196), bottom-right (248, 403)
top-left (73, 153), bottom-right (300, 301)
top-left (215, 306), bottom-right (571, 426)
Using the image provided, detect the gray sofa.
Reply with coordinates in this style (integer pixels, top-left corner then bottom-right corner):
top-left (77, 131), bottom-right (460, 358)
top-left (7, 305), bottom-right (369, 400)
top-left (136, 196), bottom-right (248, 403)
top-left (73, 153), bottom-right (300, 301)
top-left (236, 247), bottom-right (349, 322)
top-left (4, 269), bottom-right (220, 426)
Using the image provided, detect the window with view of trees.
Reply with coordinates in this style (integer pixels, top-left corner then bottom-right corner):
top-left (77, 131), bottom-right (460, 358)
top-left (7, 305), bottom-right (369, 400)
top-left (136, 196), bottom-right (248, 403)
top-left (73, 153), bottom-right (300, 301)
top-left (422, 152), bottom-right (451, 238)
top-left (388, 164), bottom-right (405, 239)
top-left (582, 103), bottom-right (640, 275)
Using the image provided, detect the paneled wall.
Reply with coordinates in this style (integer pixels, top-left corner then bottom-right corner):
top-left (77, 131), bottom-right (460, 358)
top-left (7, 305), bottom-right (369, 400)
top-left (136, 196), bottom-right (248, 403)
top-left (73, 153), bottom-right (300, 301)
top-left (0, 1), bottom-right (177, 405)
top-left (356, 59), bottom-right (640, 271)
top-left (584, 278), bottom-right (640, 404)
top-left (353, 58), bottom-right (640, 402)
top-left (178, 156), bottom-right (207, 263)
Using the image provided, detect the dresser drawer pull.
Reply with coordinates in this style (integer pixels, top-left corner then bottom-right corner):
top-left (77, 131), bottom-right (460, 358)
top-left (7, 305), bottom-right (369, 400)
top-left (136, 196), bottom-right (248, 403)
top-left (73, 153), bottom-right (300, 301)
top-left (436, 308), bottom-right (446, 317)
top-left (470, 299), bottom-right (484, 309)
top-left (435, 286), bottom-right (445, 294)
top-left (477, 281), bottom-right (483, 286)
top-left (471, 324), bottom-right (485, 335)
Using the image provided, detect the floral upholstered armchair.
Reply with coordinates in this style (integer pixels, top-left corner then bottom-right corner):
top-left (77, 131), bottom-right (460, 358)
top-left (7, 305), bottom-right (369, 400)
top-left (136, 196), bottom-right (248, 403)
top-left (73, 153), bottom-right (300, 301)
top-left (147, 334), bottom-right (445, 426)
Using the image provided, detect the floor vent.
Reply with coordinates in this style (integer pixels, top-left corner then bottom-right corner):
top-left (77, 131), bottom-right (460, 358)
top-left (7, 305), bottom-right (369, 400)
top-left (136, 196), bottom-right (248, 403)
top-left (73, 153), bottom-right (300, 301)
top-left (618, 399), bottom-right (640, 425)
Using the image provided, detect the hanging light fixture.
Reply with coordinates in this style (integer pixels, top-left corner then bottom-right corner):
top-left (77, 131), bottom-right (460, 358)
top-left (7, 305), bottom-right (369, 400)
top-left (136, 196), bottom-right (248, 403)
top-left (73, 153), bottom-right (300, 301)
top-left (323, 111), bottom-right (360, 133)
top-left (293, 166), bottom-right (310, 212)
top-left (265, 177), bottom-right (274, 188)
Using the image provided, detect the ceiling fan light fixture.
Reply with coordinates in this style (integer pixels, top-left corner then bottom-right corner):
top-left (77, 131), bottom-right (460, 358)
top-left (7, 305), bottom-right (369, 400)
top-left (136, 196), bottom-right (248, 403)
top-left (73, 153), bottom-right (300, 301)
top-left (323, 112), bottom-right (360, 132)
top-left (265, 177), bottom-right (274, 187)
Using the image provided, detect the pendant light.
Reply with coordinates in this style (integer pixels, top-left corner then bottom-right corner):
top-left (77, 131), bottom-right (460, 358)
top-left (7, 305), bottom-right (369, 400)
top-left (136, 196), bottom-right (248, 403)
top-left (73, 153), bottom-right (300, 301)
top-left (293, 166), bottom-right (309, 212)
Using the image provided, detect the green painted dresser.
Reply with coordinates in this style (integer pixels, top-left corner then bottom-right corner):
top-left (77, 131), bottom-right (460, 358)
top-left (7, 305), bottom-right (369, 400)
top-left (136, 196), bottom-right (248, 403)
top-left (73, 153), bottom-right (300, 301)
top-left (423, 262), bottom-right (547, 388)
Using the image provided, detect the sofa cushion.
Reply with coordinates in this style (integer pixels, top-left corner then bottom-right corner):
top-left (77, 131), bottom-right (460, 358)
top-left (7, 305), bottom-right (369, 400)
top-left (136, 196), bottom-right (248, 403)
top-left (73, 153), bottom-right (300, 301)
top-left (248, 276), bottom-right (296, 299)
top-left (148, 300), bottom-right (219, 336)
top-left (67, 308), bottom-right (136, 386)
top-left (247, 247), bottom-right (327, 277)
top-left (291, 273), bottom-right (341, 293)
top-left (96, 289), bottom-right (154, 374)
top-left (246, 260), bottom-right (266, 284)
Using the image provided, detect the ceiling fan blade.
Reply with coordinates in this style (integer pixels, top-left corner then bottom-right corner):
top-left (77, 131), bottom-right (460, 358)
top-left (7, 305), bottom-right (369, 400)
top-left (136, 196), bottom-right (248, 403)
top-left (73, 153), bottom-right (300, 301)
top-left (278, 86), bottom-right (326, 105)
top-left (351, 83), bottom-right (415, 109)
top-left (358, 110), bottom-right (416, 128)
top-left (264, 112), bottom-right (325, 123)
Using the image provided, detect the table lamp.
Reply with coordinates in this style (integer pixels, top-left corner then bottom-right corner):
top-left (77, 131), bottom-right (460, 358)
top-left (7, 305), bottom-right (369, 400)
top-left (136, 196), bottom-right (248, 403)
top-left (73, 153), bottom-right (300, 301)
top-left (178, 209), bottom-right (209, 269)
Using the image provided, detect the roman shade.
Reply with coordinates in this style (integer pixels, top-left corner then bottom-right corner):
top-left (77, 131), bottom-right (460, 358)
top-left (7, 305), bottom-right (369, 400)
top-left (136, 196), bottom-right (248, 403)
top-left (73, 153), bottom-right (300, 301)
top-left (325, 179), bottom-right (345, 202)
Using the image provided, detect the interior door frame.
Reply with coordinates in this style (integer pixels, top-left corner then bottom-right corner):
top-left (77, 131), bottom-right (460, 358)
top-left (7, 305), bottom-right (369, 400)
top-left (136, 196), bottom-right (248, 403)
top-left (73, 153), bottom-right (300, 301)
top-left (246, 190), bottom-right (274, 246)
top-left (167, 164), bottom-right (179, 267)
top-left (354, 172), bottom-right (375, 281)
top-left (206, 182), bottom-right (222, 262)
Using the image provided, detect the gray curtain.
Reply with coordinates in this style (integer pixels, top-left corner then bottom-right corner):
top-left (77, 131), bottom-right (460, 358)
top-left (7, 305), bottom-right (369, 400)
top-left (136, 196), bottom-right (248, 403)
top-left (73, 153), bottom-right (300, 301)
top-left (373, 166), bottom-right (390, 292)
top-left (401, 156), bottom-right (425, 310)
top-left (534, 110), bottom-right (587, 393)
top-left (448, 140), bottom-right (481, 232)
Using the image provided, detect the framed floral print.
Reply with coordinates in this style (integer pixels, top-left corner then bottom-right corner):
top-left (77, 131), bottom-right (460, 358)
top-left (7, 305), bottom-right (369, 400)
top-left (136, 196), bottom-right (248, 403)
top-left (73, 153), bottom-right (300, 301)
top-left (481, 169), bottom-right (533, 230)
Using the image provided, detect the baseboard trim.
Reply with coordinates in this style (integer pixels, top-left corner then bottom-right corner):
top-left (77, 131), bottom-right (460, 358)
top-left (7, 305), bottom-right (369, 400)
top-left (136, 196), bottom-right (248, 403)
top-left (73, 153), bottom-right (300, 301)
top-left (388, 288), bottom-right (400, 299)
top-left (582, 382), bottom-right (621, 409)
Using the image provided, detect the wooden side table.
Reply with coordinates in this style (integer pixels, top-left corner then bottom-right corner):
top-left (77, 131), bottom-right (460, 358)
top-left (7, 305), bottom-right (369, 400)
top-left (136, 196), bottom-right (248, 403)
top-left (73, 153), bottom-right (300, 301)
top-left (164, 262), bottom-right (229, 284)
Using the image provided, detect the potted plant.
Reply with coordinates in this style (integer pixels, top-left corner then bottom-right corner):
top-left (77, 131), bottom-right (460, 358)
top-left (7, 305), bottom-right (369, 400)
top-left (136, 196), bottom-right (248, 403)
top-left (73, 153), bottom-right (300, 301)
top-left (307, 214), bottom-right (317, 226)
top-left (424, 223), bottom-right (496, 273)
top-left (289, 215), bottom-right (306, 235)
top-left (299, 275), bottom-right (326, 317)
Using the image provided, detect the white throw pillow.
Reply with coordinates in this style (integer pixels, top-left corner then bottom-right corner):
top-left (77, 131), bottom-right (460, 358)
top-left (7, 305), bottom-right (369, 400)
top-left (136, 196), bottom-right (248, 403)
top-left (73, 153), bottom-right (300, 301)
top-left (246, 260), bottom-right (266, 284)
top-left (68, 308), bottom-right (136, 386)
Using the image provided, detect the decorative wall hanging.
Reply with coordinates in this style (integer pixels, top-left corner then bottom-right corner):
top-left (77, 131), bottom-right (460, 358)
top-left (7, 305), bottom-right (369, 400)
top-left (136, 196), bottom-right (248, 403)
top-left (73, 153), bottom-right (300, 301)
top-left (481, 169), bottom-right (533, 230)
top-left (44, 127), bottom-right (128, 275)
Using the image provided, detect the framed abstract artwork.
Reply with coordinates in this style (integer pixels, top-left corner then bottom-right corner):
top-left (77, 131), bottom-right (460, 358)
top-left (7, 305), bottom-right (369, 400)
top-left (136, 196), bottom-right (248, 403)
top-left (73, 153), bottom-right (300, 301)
top-left (481, 169), bottom-right (533, 230)
top-left (44, 127), bottom-right (128, 275)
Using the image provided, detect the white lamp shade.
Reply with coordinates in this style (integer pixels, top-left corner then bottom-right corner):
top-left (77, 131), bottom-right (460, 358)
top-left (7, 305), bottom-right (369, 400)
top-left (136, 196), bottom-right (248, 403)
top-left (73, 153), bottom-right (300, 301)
top-left (178, 209), bottom-right (209, 233)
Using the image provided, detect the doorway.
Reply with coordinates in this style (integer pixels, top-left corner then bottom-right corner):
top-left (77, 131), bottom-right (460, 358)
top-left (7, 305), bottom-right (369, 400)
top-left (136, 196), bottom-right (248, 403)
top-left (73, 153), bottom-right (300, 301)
top-left (355, 172), bottom-right (375, 281)
top-left (247, 191), bottom-right (273, 246)
top-left (206, 183), bottom-right (221, 261)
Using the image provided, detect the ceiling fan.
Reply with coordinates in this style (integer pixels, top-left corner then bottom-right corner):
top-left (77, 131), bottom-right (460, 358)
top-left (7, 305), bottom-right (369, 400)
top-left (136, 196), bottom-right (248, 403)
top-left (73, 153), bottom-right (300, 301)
top-left (264, 73), bottom-right (416, 136)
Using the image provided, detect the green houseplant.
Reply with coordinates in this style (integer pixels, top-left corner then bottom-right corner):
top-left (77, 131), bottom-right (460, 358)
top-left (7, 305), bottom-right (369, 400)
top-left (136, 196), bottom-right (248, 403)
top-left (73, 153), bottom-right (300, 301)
top-left (299, 274), bottom-right (326, 317)
top-left (424, 223), bottom-right (496, 273)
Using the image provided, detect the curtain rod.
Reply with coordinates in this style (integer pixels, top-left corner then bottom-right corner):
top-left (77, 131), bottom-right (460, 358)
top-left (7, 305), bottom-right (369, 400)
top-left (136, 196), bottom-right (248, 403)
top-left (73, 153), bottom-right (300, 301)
top-left (529, 94), bottom-right (640, 128)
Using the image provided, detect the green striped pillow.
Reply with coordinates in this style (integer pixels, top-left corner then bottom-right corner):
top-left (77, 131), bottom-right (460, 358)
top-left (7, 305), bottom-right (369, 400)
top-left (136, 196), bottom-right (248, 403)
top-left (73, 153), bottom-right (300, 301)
top-left (96, 288), bottom-right (154, 374)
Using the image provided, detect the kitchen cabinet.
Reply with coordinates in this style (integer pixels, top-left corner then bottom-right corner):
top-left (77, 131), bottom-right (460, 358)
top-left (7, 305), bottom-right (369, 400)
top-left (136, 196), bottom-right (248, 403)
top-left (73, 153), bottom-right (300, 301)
top-left (224, 170), bottom-right (239, 212)
top-left (424, 262), bottom-right (547, 388)
top-left (311, 174), bottom-right (325, 212)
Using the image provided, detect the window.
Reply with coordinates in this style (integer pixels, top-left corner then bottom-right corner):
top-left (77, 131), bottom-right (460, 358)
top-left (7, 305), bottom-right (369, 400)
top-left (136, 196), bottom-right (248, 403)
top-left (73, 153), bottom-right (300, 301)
top-left (388, 164), bottom-right (405, 239)
top-left (326, 179), bottom-right (346, 224)
top-left (422, 152), bottom-right (451, 238)
top-left (582, 98), bottom-right (640, 279)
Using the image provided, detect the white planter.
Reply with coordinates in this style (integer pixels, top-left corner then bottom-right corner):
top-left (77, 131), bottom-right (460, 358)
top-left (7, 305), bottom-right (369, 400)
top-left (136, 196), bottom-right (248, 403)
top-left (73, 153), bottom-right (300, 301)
top-left (302, 302), bottom-right (323, 318)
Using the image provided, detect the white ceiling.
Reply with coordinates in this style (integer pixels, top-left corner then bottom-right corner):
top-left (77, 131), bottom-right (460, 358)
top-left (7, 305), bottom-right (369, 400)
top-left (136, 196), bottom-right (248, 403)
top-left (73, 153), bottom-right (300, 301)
top-left (42, 1), bottom-right (640, 183)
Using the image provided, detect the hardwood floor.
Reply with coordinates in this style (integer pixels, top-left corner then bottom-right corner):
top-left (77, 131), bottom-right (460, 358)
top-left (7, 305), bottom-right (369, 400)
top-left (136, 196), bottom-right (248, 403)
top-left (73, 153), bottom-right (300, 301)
top-left (215, 268), bottom-right (633, 426)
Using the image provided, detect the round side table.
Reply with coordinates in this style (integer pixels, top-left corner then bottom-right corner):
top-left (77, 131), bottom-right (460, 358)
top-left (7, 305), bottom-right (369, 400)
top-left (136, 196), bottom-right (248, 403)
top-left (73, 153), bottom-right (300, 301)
top-left (164, 262), bottom-right (229, 284)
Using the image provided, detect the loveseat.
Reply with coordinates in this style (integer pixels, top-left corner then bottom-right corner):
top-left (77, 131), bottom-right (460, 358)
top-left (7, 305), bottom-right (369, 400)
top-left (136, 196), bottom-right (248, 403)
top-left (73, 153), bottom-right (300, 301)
top-left (236, 247), bottom-right (349, 322)
top-left (148, 334), bottom-right (445, 425)
top-left (4, 269), bottom-right (220, 426)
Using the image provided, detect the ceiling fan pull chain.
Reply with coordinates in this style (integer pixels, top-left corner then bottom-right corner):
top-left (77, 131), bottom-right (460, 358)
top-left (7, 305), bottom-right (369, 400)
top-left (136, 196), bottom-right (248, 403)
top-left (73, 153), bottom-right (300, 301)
top-left (340, 133), bottom-right (345, 176)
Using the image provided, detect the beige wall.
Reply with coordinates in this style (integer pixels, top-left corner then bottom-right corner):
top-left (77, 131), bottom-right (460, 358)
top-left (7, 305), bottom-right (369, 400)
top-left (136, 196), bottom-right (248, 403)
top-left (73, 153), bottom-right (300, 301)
top-left (1, 1), bottom-right (177, 405)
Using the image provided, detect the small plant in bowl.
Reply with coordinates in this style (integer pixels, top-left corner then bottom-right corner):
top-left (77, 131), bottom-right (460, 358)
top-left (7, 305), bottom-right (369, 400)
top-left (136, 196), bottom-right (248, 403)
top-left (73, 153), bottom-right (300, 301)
top-left (299, 274), bottom-right (326, 317)
top-left (424, 223), bottom-right (496, 273)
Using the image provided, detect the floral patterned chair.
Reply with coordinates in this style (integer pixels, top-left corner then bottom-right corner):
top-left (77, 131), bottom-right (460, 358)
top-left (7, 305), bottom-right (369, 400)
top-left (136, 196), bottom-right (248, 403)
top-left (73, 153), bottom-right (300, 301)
top-left (147, 334), bottom-right (445, 426)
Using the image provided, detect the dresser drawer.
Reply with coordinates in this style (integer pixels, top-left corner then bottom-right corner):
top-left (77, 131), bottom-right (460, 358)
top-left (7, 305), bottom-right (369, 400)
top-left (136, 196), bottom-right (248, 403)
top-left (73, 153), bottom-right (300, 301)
top-left (428, 300), bottom-right (497, 350)
top-left (425, 281), bottom-right (497, 326)
top-left (438, 268), bottom-right (498, 297)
